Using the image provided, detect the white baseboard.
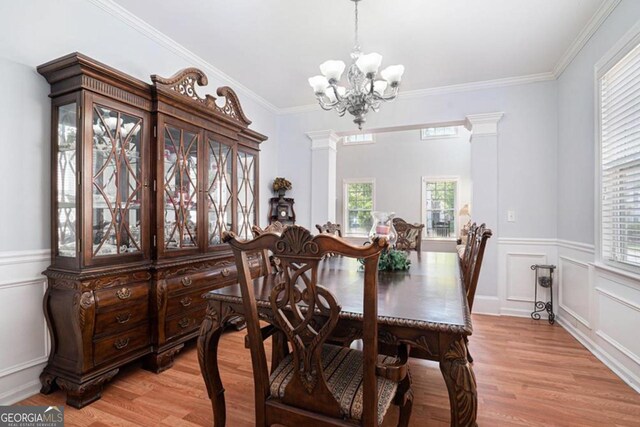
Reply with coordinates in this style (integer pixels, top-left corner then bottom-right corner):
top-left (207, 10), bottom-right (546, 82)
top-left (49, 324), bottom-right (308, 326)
top-left (498, 307), bottom-right (534, 318)
top-left (472, 295), bottom-right (500, 315)
top-left (0, 379), bottom-right (42, 405)
top-left (557, 316), bottom-right (640, 393)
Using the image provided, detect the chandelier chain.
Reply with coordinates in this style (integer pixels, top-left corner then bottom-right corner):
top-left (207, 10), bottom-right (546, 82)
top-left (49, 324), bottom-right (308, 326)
top-left (354, 0), bottom-right (359, 51)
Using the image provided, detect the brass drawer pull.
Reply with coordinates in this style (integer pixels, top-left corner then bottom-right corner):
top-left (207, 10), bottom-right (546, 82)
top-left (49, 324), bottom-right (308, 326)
top-left (181, 276), bottom-right (192, 287)
top-left (116, 287), bottom-right (132, 300)
top-left (178, 318), bottom-right (190, 329)
top-left (116, 313), bottom-right (131, 324)
top-left (180, 296), bottom-right (192, 307)
top-left (221, 268), bottom-right (230, 277)
top-left (114, 338), bottom-right (130, 350)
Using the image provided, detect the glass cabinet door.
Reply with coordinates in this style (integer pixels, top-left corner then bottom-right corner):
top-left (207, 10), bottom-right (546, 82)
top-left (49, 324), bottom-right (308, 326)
top-left (91, 104), bottom-right (144, 258)
top-left (206, 137), bottom-right (233, 247)
top-left (162, 124), bottom-right (200, 251)
top-left (56, 102), bottom-right (78, 257)
top-left (236, 151), bottom-right (256, 239)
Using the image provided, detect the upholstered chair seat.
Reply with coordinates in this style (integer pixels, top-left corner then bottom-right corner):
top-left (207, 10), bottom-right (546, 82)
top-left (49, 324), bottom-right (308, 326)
top-left (270, 344), bottom-right (399, 425)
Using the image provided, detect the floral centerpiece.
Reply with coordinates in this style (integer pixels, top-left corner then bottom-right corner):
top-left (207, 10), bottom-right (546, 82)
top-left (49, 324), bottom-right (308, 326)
top-left (272, 177), bottom-right (292, 197)
top-left (359, 248), bottom-right (411, 272)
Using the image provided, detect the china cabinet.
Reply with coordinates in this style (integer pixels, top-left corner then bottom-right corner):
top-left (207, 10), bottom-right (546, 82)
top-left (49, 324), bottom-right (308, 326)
top-left (37, 53), bottom-right (266, 408)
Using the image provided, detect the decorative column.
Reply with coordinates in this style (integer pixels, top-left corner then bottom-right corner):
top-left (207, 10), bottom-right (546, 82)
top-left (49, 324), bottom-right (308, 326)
top-left (306, 130), bottom-right (339, 229)
top-left (465, 112), bottom-right (504, 298)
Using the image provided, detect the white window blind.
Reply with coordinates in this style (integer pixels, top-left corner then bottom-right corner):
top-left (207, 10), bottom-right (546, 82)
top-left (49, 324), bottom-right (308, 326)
top-left (600, 41), bottom-right (640, 269)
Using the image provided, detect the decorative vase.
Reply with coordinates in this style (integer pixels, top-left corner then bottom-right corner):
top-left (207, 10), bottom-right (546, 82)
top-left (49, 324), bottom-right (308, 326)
top-left (368, 211), bottom-right (397, 247)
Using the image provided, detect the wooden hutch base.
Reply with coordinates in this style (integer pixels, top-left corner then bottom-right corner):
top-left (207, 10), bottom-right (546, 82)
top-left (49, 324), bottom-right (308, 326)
top-left (37, 53), bottom-right (266, 407)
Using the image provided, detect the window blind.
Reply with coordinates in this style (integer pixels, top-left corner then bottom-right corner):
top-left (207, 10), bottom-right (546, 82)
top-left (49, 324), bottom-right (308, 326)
top-left (601, 41), bottom-right (640, 268)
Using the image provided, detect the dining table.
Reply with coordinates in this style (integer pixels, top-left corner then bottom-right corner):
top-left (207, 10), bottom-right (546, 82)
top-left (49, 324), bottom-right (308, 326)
top-left (197, 251), bottom-right (477, 427)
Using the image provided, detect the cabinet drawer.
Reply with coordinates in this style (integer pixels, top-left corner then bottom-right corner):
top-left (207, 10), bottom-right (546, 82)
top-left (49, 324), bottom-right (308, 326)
top-left (95, 282), bottom-right (149, 310)
top-left (165, 306), bottom-right (207, 341)
top-left (167, 266), bottom-right (236, 295)
top-left (94, 299), bottom-right (149, 336)
top-left (166, 288), bottom-right (208, 318)
top-left (93, 324), bottom-right (150, 366)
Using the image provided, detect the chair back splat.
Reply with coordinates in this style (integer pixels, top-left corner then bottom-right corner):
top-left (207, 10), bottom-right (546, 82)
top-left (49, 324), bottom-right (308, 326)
top-left (315, 221), bottom-right (343, 237)
top-left (464, 223), bottom-right (492, 312)
top-left (223, 226), bottom-right (400, 426)
top-left (392, 218), bottom-right (424, 252)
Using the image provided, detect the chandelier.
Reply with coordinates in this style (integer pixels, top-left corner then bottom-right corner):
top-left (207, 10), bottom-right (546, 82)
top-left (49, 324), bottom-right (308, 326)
top-left (308, 0), bottom-right (405, 129)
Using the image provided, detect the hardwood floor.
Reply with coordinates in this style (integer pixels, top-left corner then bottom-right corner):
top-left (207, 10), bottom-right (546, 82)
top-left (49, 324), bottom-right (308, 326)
top-left (22, 315), bottom-right (640, 426)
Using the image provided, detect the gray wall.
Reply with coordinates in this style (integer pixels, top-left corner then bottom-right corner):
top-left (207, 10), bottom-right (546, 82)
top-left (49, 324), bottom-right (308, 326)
top-left (279, 81), bottom-right (559, 240)
top-left (0, 0), bottom-right (280, 252)
top-left (335, 128), bottom-right (472, 236)
top-left (557, 0), bottom-right (640, 245)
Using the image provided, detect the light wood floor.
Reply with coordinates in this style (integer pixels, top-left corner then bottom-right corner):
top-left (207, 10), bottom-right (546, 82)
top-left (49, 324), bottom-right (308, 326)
top-left (22, 315), bottom-right (640, 426)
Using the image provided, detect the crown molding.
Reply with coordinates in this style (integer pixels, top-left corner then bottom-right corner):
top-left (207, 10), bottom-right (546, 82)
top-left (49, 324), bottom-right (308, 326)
top-left (89, 0), bottom-right (619, 117)
top-left (552, 0), bottom-right (621, 78)
top-left (465, 112), bottom-right (504, 136)
top-left (86, 0), bottom-right (279, 115)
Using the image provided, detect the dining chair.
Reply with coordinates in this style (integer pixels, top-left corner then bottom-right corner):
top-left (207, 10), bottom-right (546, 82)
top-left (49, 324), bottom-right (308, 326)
top-left (392, 218), bottom-right (424, 252)
top-left (222, 226), bottom-right (413, 427)
top-left (460, 222), bottom-right (478, 278)
top-left (462, 223), bottom-right (492, 363)
top-left (315, 221), bottom-right (342, 237)
top-left (252, 221), bottom-right (290, 273)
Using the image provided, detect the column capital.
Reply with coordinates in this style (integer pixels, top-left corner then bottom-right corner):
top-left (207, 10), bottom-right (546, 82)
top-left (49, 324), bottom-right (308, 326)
top-left (306, 130), bottom-right (339, 151)
top-left (464, 112), bottom-right (504, 137)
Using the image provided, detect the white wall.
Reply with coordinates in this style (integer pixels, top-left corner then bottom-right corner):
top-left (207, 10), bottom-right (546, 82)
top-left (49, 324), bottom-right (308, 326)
top-left (556, 0), bottom-right (640, 393)
top-left (278, 79), bottom-right (558, 310)
top-left (336, 128), bottom-right (472, 250)
top-left (0, 0), bottom-right (278, 403)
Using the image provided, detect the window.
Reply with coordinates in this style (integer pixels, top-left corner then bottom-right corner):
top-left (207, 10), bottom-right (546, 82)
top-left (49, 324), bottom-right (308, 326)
top-left (343, 179), bottom-right (375, 235)
top-left (599, 38), bottom-right (640, 270)
top-left (421, 126), bottom-right (458, 140)
top-left (422, 178), bottom-right (457, 238)
top-left (343, 133), bottom-right (375, 145)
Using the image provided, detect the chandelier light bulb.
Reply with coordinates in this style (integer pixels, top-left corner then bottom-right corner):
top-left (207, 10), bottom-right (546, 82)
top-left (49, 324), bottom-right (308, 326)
top-left (320, 60), bottom-right (346, 82)
top-left (380, 65), bottom-right (405, 85)
top-left (355, 52), bottom-right (383, 77)
top-left (373, 80), bottom-right (388, 96)
top-left (325, 86), bottom-right (347, 103)
top-left (308, 75), bottom-right (329, 94)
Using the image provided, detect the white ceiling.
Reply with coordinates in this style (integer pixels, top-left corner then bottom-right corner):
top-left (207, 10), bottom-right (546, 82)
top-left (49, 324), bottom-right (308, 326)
top-left (113, 0), bottom-right (607, 109)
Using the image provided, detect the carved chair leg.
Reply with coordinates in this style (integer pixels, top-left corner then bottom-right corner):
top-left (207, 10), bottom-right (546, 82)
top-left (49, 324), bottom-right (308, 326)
top-left (439, 336), bottom-right (478, 427)
top-left (395, 371), bottom-right (413, 427)
top-left (198, 302), bottom-right (227, 427)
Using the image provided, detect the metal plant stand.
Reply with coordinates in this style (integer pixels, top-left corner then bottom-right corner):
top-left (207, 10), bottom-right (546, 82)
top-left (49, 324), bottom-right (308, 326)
top-left (530, 264), bottom-right (556, 324)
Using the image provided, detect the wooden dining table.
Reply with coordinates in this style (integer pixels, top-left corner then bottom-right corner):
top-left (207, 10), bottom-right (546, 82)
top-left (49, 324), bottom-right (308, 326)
top-left (197, 251), bottom-right (477, 427)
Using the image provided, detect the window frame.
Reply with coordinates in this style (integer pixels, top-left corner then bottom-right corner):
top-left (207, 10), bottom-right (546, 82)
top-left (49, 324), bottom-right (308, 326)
top-left (595, 21), bottom-right (640, 275)
top-left (342, 178), bottom-right (376, 237)
top-left (421, 176), bottom-right (459, 241)
top-left (342, 133), bottom-right (376, 146)
top-left (420, 126), bottom-right (459, 140)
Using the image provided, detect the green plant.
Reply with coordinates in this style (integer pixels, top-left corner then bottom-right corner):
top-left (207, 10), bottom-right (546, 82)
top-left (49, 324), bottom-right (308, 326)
top-left (272, 177), bottom-right (292, 192)
top-left (359, 248), bottom-right (411, 272)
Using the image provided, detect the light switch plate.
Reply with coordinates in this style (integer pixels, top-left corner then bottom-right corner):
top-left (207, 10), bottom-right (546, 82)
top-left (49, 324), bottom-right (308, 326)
top-left (507, 210), bottom-right (516, 222)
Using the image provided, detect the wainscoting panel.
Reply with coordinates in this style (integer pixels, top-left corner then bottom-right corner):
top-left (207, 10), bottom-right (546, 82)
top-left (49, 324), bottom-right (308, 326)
top-left (558, 256), bottom-right (591, 328)
top-left (505, 252), bottom-right (548, 302)
top-left (497, 239), bottom-right (557, 317)
top-left (0, 250), bottom-right (50, 404)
